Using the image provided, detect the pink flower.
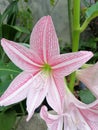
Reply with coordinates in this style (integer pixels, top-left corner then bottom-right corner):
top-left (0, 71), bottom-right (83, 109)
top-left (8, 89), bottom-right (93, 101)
top-left (41, 84), bottom-right (98, 130)
top-left (0, 16), bottom-right (93, 121)
top-left (77, 62), bottom-right (98, 98)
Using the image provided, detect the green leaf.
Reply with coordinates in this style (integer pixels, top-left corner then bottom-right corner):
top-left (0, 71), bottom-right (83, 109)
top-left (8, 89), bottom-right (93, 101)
top-left (2, 24), bottom-right (30, 40)
top-left (0, 62), bottom-right (21, 76)
top-left (81, 0), bottom-right (90, 7)
top-left (0, 106), bottom-right (11, 112)
top-left (0, 110), bottom-right (16, 130)
top-left (0, 61), bottom-right (21, 95)
top-left (0, 25), bottom-right (2, 39)
top-left (0, 14), bottom-right (2, 38)
top-left (24, 0), bottom-right (28, 2)
top-left (0, 1), bottom-right (18, 24)
top-left (2, 24), bottom-right (17, 40)
top-left (79, 89), bottom-right (96, 104)
top-left (11, 25), bottom-right (30, 34)
top-left (50, 0), bottom-right (55, 6)
top-left (80, 2), bottom-right (98, 32)
top-left (86, 2), bottom-right (98, 18)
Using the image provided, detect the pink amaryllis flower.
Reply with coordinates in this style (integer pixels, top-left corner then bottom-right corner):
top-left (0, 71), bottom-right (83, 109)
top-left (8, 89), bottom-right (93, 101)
top-left (0, 16), bottom-right (93, 121)
top-left (41, 84), bottom-right (98, 130)
top-left (77, 62), bottom-right (98, 98)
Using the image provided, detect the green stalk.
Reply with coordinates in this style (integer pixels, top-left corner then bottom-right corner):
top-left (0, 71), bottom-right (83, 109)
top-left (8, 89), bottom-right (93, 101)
top-left (19, 102), bottom-right (25, 116)
top-left (0, 24), bottom-right (2, 39)
top-left (72, 0), bottom-right (80, 52)
top-left (69, 0), bottom-right (81, 92)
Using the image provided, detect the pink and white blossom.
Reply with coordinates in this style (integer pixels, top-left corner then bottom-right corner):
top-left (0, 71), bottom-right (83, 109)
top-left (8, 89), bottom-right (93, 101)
top-left (41, 84), bottom-right (98, 130)
top-left (0, 16), bottom-right (93, 121)
top-left (77, 62), bottom-right (98, 98)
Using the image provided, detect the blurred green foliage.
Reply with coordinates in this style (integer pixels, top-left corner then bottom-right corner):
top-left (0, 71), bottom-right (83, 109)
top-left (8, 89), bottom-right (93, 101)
top-left (0, 0), bottom-right (98, 129)
top-left (0, 0), bottom-right (32, 129)
top-left (50, 0), bottom-right (55, 6)
top-left (0, 110), bottom-right (16, 130)
top-left (79, 88), bottom-right (96, 104)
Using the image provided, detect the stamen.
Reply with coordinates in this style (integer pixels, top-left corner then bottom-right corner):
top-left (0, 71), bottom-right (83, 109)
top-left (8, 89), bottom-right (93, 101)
top-left (42, 63), bottom-right (52, 73)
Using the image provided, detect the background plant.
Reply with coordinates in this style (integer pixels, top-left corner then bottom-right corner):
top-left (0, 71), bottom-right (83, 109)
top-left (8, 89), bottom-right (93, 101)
top-left (0, 0), bottom-right (98, 130)
top-left (0, 0), bottom-right (32, 129)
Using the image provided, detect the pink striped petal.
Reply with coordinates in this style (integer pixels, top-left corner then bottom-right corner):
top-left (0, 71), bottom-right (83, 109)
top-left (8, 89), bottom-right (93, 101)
top-left (79, 106), bottom-right (98, 130)
top-left (40, 106), bottom-right (63, 130)
top-left (65, 83), bottom-right (98, 109)
top-left (26, 72), bottom-right (49, 121)
top-left (50, 51), bottom-right (93, 76)
top-left (64, 104), bottom-right (91, 130)
top-left (65, 84), bottom-right (98, 129)
top-left (1, 38), bottom-right (43, 71)
top-left (0, 71), bottom-right (33, 106)
top-left (77, 62), bottom-right (98, 98)
top-left (30, 16), bottom-right (60, 62)
top-left (46, 75), bottom-right (65, 114)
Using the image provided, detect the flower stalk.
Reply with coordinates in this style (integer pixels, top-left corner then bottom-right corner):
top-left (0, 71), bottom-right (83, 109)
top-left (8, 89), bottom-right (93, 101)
top-left (69, 0), bottom-right (81, 92)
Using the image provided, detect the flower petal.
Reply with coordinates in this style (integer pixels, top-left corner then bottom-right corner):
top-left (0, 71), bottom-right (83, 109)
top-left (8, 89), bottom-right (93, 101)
top-left (1, 38), bottom-right (43, 71)
top-left (65, 85), bottom-right (98, 130)
top-left (77, 62), bottom-right (98, 98)
top-left (65, 83), bottom-right (98, 109)
top-left (79, 106), bottom-right (98, 130)
top-left (26, 72), bottom-right (49, 121)
top-left (46, 75), bottom-right (65, 114)
top-left (40, 106), bottom-right (63, 130)
top-left (50, 51), bottom-right (93, 76)
top-left (30, 16), bottom-right (60, 62)
top-left (64, 104), bottom-right (91, 130)
top-left (0, 71), bottom-right (33, 106)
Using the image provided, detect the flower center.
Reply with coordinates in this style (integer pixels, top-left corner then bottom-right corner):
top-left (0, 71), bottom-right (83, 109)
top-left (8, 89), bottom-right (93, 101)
top-left (42, 63), bottom-right (52, 73)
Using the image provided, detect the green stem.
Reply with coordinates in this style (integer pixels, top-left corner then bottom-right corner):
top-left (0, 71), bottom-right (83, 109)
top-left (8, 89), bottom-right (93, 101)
top-left (72, 0), bottom-right (80, 52)
top-left (80, 12), bottom-right (98, 32)
top-left (14, 102), bottom-right (26, 129)
top-left (69, 0), bottom-right (81, 92)
top-left (19, 102), bottom-right (25, 116)
top-left (0, 24), bottom-right (2, 39)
